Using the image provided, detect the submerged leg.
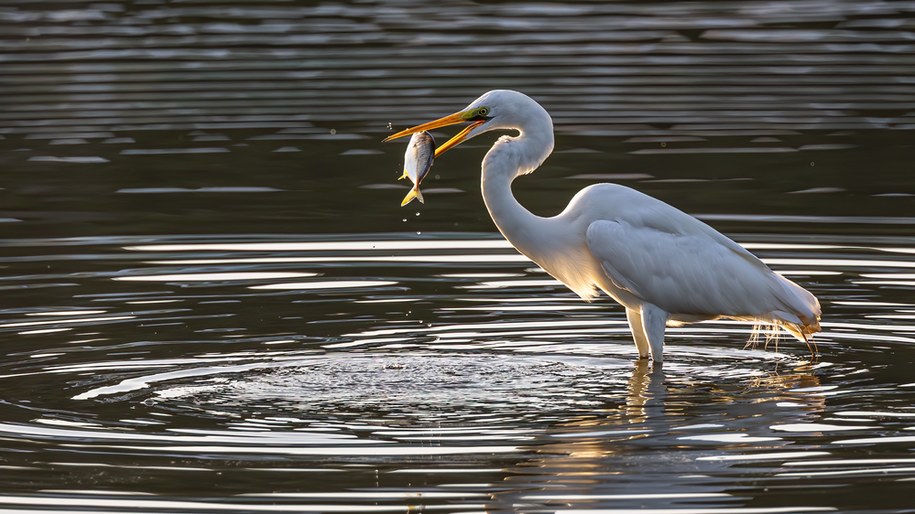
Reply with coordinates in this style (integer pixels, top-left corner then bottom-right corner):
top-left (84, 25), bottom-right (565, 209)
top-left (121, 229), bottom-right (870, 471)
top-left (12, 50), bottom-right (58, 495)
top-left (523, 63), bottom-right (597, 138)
top-left (626, 308), bottom-right (651, 360)
top-left (640, 304), bottom-right (668, 363)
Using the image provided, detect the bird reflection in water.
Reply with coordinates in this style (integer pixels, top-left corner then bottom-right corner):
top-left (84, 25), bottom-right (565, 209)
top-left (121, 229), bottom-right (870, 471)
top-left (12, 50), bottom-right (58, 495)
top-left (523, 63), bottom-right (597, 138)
top-left (487, 360), bottom-right (824, 511)
top-left (624, 359), bottom-right (666, 424)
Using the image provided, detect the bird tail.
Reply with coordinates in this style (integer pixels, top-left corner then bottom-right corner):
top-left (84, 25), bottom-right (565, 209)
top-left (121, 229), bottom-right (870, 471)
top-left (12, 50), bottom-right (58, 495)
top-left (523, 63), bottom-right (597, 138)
top-left (400, 186), bottom-right (424, 206)
top-left (766, 275), bottom-right (822, 351)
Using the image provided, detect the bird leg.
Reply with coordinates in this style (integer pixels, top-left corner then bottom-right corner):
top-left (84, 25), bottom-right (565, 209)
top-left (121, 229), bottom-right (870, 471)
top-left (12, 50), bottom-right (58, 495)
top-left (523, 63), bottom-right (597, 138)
top-left (626, 308), bottom-right (651, 360)
top-left (640, 304), bottom-right (668, 364)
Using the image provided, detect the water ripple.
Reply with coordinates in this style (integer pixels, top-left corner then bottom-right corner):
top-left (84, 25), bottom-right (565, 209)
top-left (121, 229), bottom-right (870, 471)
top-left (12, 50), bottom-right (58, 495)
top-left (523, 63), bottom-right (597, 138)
top-left (2, 0), bottom-right (914, 511)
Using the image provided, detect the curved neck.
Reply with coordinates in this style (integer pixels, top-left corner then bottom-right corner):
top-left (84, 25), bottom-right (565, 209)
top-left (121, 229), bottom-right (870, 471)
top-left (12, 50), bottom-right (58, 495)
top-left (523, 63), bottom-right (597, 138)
top-left (480, 120), bottom-right (554, 257)
top-left (481, 160), bottom-right (534, 245)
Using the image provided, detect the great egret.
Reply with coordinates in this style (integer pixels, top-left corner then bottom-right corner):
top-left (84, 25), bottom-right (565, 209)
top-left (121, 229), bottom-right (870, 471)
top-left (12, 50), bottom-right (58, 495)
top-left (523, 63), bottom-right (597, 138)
top-left (384, 90), bottom-right (821, 363)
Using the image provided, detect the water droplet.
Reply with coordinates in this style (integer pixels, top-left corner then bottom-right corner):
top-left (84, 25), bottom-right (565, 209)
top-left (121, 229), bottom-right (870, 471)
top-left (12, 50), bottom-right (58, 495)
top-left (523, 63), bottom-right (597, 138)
top-left (415, 212), bottom-right (420, 217)
top-left (416, 231), bottom-right (422, 236)
top-left (660, 142), bottom-right (667, 148)
top-left (330, 128), bottom-right (336, 135)
top-left (386, 122), bottom-right (393, 130)
top-left (402, 218), bottom-right (407, 222)
top-left (810, 161), bottom-right (815, 167)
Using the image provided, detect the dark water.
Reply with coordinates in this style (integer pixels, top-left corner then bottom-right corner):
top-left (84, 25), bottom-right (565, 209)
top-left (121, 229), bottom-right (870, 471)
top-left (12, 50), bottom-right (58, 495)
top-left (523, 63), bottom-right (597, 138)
top-left (2, 1), bottom-right (915, 513)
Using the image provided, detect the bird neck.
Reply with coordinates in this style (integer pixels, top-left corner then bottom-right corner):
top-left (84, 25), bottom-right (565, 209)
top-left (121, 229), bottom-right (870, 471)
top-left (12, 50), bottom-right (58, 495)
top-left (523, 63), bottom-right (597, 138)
top-left (480, 120), bottom-right (554, 258)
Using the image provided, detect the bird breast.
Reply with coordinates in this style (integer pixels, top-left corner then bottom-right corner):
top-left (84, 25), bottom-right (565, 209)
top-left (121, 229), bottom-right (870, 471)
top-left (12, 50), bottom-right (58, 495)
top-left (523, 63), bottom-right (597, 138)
top-left (514, 216), bottom-right (603, 303)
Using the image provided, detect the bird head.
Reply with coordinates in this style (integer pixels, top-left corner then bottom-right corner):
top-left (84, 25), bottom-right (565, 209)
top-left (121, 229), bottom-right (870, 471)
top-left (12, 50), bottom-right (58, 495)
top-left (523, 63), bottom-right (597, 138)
top-left (383, 90), bottom-right (543, 157)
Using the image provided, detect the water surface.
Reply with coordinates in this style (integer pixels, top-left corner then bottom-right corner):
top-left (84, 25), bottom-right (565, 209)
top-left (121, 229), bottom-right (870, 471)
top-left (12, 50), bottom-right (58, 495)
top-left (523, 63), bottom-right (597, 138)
top-left (1, 1), bottom-right (914, 513)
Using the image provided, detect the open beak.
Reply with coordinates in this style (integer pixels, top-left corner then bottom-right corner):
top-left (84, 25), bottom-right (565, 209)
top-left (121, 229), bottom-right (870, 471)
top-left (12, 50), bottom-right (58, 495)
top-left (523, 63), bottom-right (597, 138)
top-left (383, 111), bottom-right (486, 157)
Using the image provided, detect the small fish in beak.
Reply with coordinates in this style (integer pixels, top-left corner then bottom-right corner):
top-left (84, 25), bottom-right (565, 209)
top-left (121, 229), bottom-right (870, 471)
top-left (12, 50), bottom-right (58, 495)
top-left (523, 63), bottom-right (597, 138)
top-left (399, 131), bottom-right (436, 206)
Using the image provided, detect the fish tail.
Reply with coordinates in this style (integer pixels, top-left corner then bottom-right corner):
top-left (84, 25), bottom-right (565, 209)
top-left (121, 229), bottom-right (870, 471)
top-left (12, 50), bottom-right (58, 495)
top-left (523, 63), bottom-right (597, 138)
top-left (400, 187), bottom-right (424, 206)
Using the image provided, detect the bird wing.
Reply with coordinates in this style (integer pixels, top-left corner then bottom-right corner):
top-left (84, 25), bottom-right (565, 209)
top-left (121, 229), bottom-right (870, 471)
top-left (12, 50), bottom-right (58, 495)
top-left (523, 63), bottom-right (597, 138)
top-left (586, 213), bottom-right (774, 317)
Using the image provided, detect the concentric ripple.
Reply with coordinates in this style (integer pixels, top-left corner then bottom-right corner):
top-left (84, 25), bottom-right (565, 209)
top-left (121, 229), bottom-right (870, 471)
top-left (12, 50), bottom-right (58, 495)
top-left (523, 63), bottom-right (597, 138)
top-left (0, 231), bottom-right (913, 512)
top-left (2, 0), bottom-right (915, 511)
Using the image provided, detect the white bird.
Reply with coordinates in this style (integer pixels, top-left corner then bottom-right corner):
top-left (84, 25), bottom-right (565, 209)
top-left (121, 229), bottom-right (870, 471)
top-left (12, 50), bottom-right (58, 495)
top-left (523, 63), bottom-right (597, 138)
top-left (384, 90), bottom-right (821, 363)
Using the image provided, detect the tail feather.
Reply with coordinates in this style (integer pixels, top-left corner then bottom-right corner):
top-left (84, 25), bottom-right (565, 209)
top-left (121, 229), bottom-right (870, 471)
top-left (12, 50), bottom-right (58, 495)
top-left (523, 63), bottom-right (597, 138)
top-left (769, 274), bottom-right (821, 340)
top-left (736, 274), bottom-right (821, 356)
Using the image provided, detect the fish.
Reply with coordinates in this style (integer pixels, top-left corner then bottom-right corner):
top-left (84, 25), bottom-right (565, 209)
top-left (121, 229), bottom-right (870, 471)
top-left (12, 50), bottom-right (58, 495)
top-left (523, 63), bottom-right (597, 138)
top-left (399, 131), bottom-right (435, 206)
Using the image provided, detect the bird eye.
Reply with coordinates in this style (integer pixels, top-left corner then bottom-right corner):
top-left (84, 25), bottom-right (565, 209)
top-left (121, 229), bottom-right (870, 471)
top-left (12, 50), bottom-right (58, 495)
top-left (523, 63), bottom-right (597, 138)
top-left (478, 107), bottom-right (489, 116)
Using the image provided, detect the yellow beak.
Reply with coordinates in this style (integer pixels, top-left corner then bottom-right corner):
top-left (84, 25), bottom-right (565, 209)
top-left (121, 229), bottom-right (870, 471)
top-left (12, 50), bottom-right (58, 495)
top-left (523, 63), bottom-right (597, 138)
top-left (383, 111), bottom-right (486, 157)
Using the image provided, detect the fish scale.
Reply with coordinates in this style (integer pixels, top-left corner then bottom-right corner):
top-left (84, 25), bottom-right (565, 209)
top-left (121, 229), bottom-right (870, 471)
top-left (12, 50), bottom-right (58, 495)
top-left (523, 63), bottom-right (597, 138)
top-left (399, 131), bottom-right (436, 206)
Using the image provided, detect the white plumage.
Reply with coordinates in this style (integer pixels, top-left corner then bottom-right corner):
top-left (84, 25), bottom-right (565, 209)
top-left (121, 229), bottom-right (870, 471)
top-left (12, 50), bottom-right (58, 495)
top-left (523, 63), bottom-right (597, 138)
top-left (385, 89), bottom-right (821, 363)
